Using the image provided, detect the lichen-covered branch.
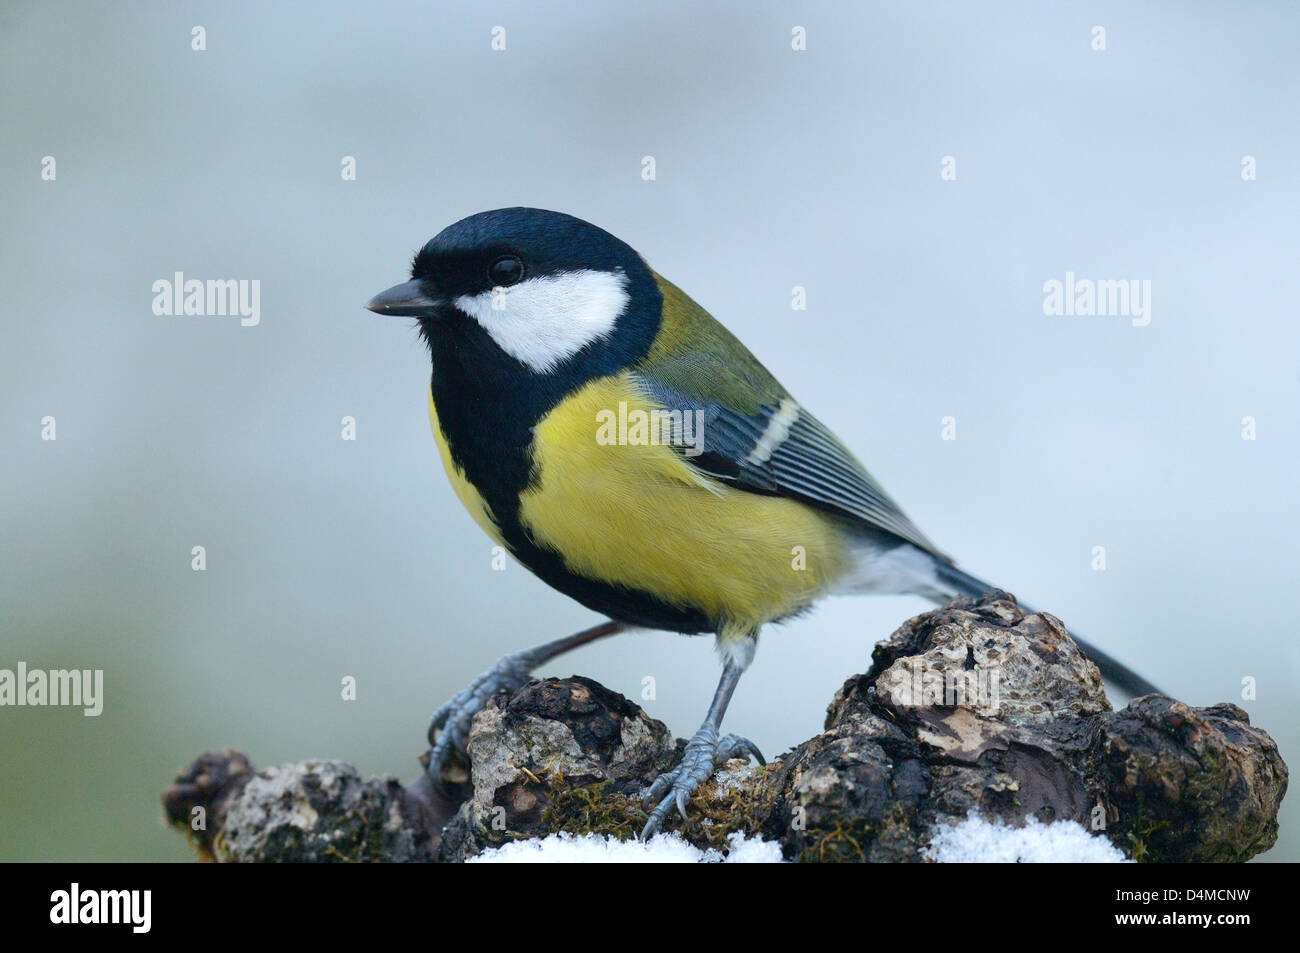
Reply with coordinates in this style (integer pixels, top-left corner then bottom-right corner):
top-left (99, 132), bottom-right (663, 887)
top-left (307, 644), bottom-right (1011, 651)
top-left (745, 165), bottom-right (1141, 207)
top-left (162, 592), bottom-right (1287, 862)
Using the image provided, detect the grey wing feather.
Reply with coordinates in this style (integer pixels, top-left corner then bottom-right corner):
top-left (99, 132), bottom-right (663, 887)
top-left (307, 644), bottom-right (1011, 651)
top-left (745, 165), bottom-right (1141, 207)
top-left (631, 370), bottom-right (947, 559)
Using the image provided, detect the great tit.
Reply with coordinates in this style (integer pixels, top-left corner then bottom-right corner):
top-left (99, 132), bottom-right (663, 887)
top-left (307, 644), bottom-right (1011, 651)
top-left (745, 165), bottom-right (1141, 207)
top-left (366, 207), bottom-right (1160, 839)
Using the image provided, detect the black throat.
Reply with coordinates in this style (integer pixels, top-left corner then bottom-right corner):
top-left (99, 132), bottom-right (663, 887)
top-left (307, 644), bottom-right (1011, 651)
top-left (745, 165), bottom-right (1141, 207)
top-left (421, 267), bottom-right (663, 531)
top-left (419, 273), bottom-right (715, 633)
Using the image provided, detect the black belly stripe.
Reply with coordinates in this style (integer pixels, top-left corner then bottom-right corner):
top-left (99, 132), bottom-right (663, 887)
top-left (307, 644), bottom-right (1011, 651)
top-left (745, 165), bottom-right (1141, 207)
top-left (500, 525), bottom-right (715, 633)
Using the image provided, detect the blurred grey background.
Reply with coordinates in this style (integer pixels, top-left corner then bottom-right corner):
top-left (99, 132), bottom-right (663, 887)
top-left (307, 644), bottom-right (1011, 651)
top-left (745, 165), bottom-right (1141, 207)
top-left (2, 1), bottom-right (1296, 861)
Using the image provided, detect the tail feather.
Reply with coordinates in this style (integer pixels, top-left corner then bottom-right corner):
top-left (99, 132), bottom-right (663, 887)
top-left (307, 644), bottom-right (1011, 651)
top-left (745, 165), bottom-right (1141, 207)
top-left (931, 561), bottom-right (1162, 698)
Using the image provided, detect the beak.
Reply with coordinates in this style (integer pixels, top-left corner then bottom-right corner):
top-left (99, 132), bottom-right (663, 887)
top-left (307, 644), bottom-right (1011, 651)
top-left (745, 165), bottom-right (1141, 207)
top-left (365, 279), bottom-right (446, 317)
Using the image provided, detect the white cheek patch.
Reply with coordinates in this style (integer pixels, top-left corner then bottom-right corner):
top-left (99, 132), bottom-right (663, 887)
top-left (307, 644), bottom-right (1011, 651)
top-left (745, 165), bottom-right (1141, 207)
top-left (453, 269), bottom-right (630, 373)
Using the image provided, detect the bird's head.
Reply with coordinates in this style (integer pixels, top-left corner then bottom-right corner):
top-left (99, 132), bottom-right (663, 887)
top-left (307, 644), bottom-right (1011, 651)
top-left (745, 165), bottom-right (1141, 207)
top-left (367, 208), bottom-right (661, 377)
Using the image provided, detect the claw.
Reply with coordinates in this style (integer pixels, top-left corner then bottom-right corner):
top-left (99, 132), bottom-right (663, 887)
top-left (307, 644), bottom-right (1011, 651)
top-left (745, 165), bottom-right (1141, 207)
top-left (717, 733), bottom-right (766, 765)
top-left (424, 652), bottom-right (537, 788)
top-left (642, 786), bottom-right (681, 840)
top-left (426, 700), bottom-right (455, 744)
top-left (638, 728), bottom-right (763, 839)
top-left (642, 773), bottom-right (672, 809)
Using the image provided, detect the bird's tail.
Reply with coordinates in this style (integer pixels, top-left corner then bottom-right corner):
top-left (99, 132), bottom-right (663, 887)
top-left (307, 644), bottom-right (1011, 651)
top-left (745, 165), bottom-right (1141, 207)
top-left (930, 561), bottom-right (1162, 697)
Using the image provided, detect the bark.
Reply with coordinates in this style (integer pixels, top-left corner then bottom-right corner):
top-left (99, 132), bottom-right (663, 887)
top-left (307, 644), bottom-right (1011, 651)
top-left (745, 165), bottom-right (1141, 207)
top-left (162, 592), bottom-right (1287, 862)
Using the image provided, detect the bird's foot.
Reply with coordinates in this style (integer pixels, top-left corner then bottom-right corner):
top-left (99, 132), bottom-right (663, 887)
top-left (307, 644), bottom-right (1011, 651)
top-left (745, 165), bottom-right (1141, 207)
top-left (423, 650), bottom-right (537, 787)
top-left (640, 728), bottom-right (764, 839)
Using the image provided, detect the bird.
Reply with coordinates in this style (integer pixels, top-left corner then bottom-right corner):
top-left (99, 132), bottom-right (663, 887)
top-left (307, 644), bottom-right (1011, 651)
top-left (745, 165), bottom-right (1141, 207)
top-left (365, 207), bottom-right (1161, 839)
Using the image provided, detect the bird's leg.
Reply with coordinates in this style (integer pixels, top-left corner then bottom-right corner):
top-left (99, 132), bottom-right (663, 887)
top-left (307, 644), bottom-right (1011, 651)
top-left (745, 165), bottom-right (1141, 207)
top-left (424, 619), bottom-right (628, 787)
top-left (641, 635), bottom-right (765, 839)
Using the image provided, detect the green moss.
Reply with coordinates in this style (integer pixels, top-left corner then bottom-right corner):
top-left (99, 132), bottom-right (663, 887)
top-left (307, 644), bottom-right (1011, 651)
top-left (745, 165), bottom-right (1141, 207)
top-left (677, 773), bottom-right (773, 850)
top-left (540, 777), bottom-right (644, 841)
top-left (533, 765), bottom-right (774, 854)
top-left (800, 818), bottom-right (871, 862)
top-left (798, 802), bottom-right (917, 863)
top-left (1120, 798), bottom-right (1171, 863)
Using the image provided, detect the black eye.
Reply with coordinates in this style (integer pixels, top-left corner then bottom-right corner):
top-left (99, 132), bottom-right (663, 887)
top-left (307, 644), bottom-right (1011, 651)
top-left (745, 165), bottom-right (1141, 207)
top-left (489, 255), bottom-right (524, 287)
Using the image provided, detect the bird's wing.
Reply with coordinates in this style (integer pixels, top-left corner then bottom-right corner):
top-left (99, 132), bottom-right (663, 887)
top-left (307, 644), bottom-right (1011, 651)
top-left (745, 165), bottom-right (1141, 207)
top-left (630, 275), bottom-right (945, 558)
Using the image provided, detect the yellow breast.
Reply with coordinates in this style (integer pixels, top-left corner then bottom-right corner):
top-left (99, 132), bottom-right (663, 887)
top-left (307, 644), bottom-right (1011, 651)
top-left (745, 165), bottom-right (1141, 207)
top-left (516, 374), bottom-right (852, 636)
